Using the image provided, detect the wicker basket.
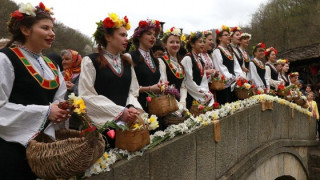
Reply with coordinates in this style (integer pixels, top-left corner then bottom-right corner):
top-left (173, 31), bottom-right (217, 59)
top-left (294, 98), bottom-right (306, 106)
top-left (235, 89), bottom-right (250, 100)
top-left (26, 129), bottom-right (105, 179)
top-left (163, 115), bottom-right (186, 126)
top-left (278, 89), bottom-right (286, 97)
top-left (115, 115), bottom-right (150, 152)
top-left (190, 105), bottom-right (205, 117)
top-left (209, 80), bottom-right (225, 91)
top-left (148, 95), bottom-right (178, 117)
top-left (285, 96), bottom-right (293, 102)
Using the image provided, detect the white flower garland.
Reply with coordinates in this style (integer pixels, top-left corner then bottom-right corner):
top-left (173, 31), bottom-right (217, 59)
top-left (83, 95), bottom-right (312, 178)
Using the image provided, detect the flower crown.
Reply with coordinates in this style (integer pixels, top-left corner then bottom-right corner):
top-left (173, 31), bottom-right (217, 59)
top-left (252, 42), bottom-right (266, 54)
top-left (215, 25), bottom-right (231, 34)
top-left (240, 33), bottom-right (252, 40)
top-left (11, 2), bottom-right (53, 21)
top-left (102, 13), bottom-right (130, 30)
top-left (289, 72), bottom-right (299, 77)
top-left (203, 30), bottom-right (212, 36)
top-left (230, 26), bottom-right (242, 36)
top-left (276, 59), bottom-right (288, 65)
top-left (264, 47), bottom-right (278, 56)
top-left (161, 27), bottom-right (183, 41)
top-left (188, 31), bottom-right (204, 41)
top-left (133, 19), bottom-right (160, 38)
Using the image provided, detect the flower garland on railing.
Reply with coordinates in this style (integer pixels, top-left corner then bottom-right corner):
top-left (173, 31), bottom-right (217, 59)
top-left (83, 94), bottom-right (313, 178)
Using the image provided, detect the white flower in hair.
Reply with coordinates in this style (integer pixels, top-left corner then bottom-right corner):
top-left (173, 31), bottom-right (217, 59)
top-left (172, 28), bottom-right (181, 36)
top-left (19, 2), bottom-right (36, 17)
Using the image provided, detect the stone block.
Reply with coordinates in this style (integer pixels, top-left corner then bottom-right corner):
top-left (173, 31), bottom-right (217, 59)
top-left (196, 125), bottom-right (216, 180)
top-left (236, 109), bottom-right (249, 160)
top-left (279, 104), bottom-right (290, 139)
top-left (113, 152), bottom-right (150, 180)
top-left (259, 108), bottom-right (273, 144)
top-left (149, 132), bottom-right (197, 180)
top-left (215, 115), bottom-right (238, 179)
top-left (247, 104), bottom-right (261, 153)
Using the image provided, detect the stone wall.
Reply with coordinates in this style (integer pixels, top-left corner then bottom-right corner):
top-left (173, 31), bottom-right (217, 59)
top-left (88, 103), bottom-right (319, 180)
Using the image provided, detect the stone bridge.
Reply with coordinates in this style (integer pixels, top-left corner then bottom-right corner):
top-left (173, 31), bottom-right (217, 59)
top-left (88, 103), bottom-right (319, 180)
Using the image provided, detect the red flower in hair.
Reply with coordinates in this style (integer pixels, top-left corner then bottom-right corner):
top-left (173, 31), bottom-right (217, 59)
top-left (274, 49), bottom-right (278, 54)
top-left (264, 51), bottom-right (268, 56)
top-left (139, 20), bottom-right (148, 28)
top-left (155, 20), bottom-right (160, 28)
top-left (11, 10), bottom-right (24, 21)
top-left (39, 2), bottom-right (45, 9)
top-left (170, 27), bottom-right (175, 32)
top-left (232, 27), bottom-right (237, 32)
top-left (260, 42), bottom-right (266, 49)
top-left (103, 17), bottom-right (114, 28)
top-left (124, 16), bottom-right (129, 23)
top-left (215, 29), bottom-right (219, 34)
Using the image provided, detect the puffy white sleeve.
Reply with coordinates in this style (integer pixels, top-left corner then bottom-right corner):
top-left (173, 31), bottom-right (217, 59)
top-left (0, 52), bottom-right (67, 146)
top-left (126, 65), bottom-right (143, 109)
top-left (233, 55), bottom-right (246, 78)
top-left (78, 56), bottom-right (125, 126)
top-left (248, 62), bottom-right (266, 88)
top-left (265, 66), bottom-right (280, 89)
top-left (181, 56), bottom-right (214, 106)
top-left (158, 58), bottom-right (167, 82)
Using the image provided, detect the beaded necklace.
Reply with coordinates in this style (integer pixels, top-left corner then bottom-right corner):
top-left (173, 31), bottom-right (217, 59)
top-left (192, 53), bottom-right (204, 77)
top-left (18, 45), bottom-right (45, 76)
top-left (103, 50), bottom-right (122, 74)
top-left (252, 58), bottom-right (265, 69)
top-left (11, 47), bottom-right (59, 89)
top-left (239, 47), bottom-right (250, 62)
top-left (163, 55), bottom-right (184, 79)
top-left (218, 45), bottom-right (233, 60)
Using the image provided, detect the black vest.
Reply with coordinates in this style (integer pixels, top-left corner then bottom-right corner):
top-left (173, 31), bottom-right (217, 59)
top-left (0, 47), bottom-right (58, 105)
top-left (184, 54), bottom-right (204, 109)
top-left (266, 64), bottom-right (278, 80)
top-left (219, 49), bottom-right (235, 76)
top-left (253, 61), bottom-right (267, 87)
top-left (230, 45), bottom-right (244, 67)
top-left (89, 53), bottom-right (131, 107)
top-left (130, 51), bottom-right (161, 111)
top-left (160, 57), bottom-right (184, 93)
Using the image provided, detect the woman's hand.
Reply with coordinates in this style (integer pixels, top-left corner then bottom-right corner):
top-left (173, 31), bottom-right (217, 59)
top-left (149, 83), bottom-right (162, 94)
top-left (48, 103), bottom-right (71, 124)
top-left (242, 67), bottom-right (249, 73)
top-left (121, 107), bottom-right (140, 123)
top-left (205, 69), bottom-right (215, 76)
top-left (66, 81), bottom-right (75, 91)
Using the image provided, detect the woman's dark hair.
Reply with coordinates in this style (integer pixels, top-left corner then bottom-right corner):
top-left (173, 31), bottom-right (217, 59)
top-left (306, 84), bottom-right (313, 90)
top-left (6, 13), bottom-right (53, 47)
top-left (215, 30), bottom-right (229, 45)
top-left (185, 33), bottom-right (203, 53)
top-left (93, 23), bottom-right (132, 68)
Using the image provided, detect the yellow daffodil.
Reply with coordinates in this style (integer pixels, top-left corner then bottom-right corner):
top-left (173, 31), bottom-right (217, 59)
top-left (149, 116), bottom-right (156, 123)
top-left (161, 85), bottom-right (165, 92)
top-left (132, 123), bottom-right (143, 130)
top-left (181, 34), bottom-right (186, 41)
top-left (125, 22), bottom-right (131, 30)
top-left (96, 157), bottom-right (103, 164)
top-left (103, 153), bottom-right (108, 159)
top-left (74, 98), bottom-right (86, 114)
top-left (204, 121), bottom-right (208, 126)
top-left (109, 13), bottom-right (118, 21)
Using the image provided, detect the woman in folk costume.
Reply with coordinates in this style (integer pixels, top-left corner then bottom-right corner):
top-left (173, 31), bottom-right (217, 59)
top-left (61, 49), bottom-right (82, 99)
top-left (278, 59), bottom-right (290, 86)
top-left (229, 26), bottom-right (249, 74)
top-left (181, 31), bottom-right (214, 109)
top-left (79, 13), bottom-right (141, 140)
top-left (201, 30), bottom-right (216, 76)
top-left (264, 47), bottom-right (283, 89)
top-left (127, 19), bottom-right (163, 112)
top-left (247, 42), bottom-right (270, 90)
top-left (212, 25), bottom-right (245, 104)
top-left (158, 27), bottom-right (187, 114)
top-left (0, 2), bottom-right (69, 179)
top-left (238, 33), bottom-right (251, 73)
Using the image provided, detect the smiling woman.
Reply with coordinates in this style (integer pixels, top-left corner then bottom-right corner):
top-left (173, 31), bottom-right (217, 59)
top-left (0, 2), bottom-right (69, 179)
